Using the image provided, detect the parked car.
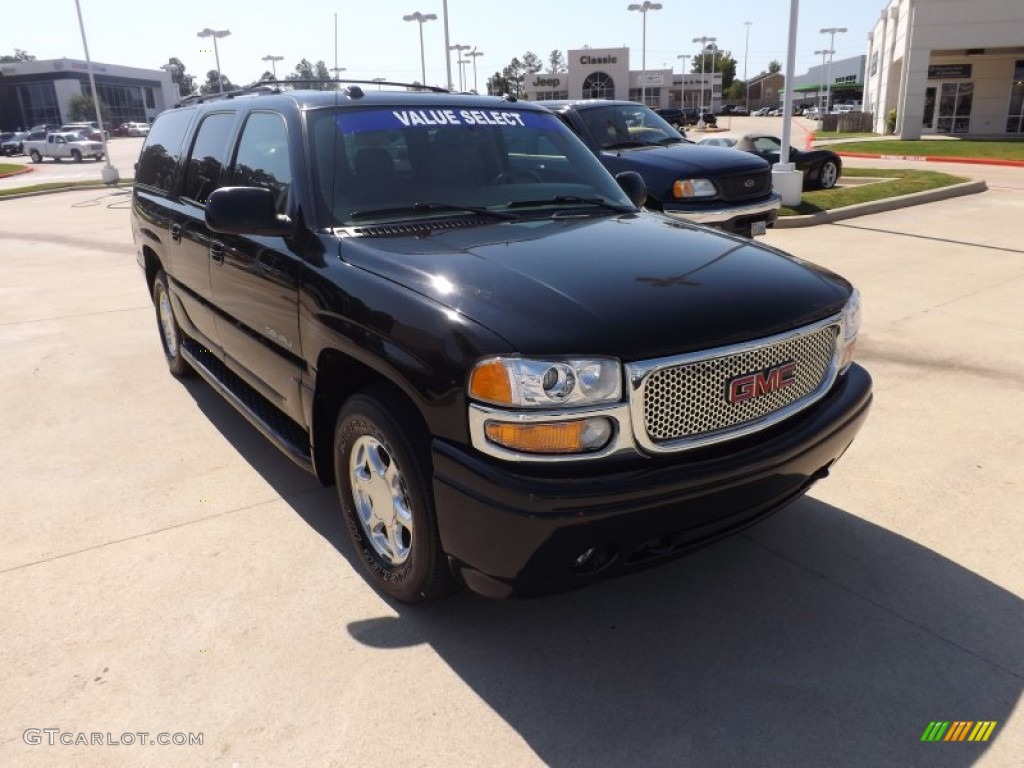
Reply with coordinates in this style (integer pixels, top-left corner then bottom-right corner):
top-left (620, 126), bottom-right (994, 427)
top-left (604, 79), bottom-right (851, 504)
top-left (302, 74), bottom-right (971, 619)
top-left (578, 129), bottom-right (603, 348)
top-left (1, 131), bottom-right (29, 156)
top-left (539, 100), bottom-right (775, 237)
top-left (132, 86), bottom-right (869, 602)
top-left (698, 133), bottom-right (842, 189)
top-left (124, 121), bottom-right (151, 137)
top-left (802, 106), bottom-right (823, 120)
top-left (23, 131), bottom-right (105, 163)
top-left (654, 107), bottom-right (717, 128)
top-left (60, 122), bottom-right (105, 141)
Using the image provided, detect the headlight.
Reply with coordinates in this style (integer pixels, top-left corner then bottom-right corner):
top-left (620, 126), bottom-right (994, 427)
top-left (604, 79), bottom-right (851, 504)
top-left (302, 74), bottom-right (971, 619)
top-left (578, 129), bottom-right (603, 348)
top-left (673, 178), bottom-right (717, 198)
top-left (837, 289), bottom-right (861, 373)
top-left (469, 357), bottom-right (622, 408)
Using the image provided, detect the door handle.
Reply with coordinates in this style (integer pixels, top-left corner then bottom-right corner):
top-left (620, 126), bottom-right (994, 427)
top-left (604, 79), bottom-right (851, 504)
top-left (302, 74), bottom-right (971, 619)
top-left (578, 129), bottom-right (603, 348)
top-left (210, 241), bottom-right (224, 264)
top-left (170, 223), bottom-right (182, 243)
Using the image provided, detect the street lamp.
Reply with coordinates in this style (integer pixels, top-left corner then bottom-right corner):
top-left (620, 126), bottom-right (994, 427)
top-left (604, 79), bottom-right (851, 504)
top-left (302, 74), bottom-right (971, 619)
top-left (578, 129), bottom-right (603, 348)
top-left (676, 54), bottom-right (690, 107)
top-left (197, 27), bottom-right (231, 92)
top-left (73, 0), bottom-right (117, 184)
top-left (372, 77), bottom-right (386, 90)
top-left (820, 27), bottom-right (847, 112)
top-left (262, 54), bottom-right (283, 79)
top-left (692, 36), bottom-right (717, 114)
top-left (814, 48), bottom-right (834, 113)
top-left (403, 11), bottom-right (437, 88)
top-left (743, 21), bottom-right (753, 113)
top-left (468, 48), bottom-right (484, 93)
top-left (441, 0), bottom-right (453, 91)
top-left (449, 44), bottom-right (470, 91)
top-left (627, 2), bottom-right (663, 106)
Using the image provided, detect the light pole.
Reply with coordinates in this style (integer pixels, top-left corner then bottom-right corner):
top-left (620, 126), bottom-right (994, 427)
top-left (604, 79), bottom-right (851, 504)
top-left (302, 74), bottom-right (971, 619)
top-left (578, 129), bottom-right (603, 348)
top-left (676, 54), bottom-right (690, 107)
top-left (692, 36), bottom-right (716, 114)
top-left (197, 28), bottom-right (231, 92)
top-left (441, 0), bottom-right (453, 91)
top-left (329, 66), bottom-right (347, 81)
top-left (262, 54), bottom-right (283, 79)
top-left (449, 44), bottom-right (470, 91)
top-left (372, 77), bottom-right (386, 90)
top-left (814, 48), bottom-right (833, 113)
top-left (743, 21), bottom-right (753, 112)
top-left (73, 0), bottom-right (117, 183)
top-left (627, 2), bottom-right (663, 106)
top-left (403, 11), bottom-right (437, 88)
top-left (468, 48), bottom-right (484, 93)
top-left (820, 27), bottom-right (847, 112)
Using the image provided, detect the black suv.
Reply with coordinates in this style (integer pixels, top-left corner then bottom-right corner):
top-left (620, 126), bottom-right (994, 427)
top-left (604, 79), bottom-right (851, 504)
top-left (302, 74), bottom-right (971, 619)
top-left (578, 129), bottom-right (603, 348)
top-left (132, 83), bottom-right (871, 602)
top-left (655, 107), bottom-right (716, 128)
top-left (540, 101), bottom-right (776, 237)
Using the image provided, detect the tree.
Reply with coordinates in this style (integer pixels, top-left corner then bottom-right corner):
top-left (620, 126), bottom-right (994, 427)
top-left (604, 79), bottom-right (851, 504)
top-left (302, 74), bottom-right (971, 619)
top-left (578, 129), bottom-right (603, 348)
top-left (486, 70), bottom-right (511, 96)
top-left (725, 81), bottom-right (745, 102)
top-left (67, 93), bottom-right (110, 122)
top-left (691, 47), bottom-right (738, 89)
top-left (0, 48), bottom-right (35, 63)
top-left (768, 59), bottom-right (782, 74)
top-left (547, 50), bottom-right (566, 74)
top-left (521, 51), bottom-right (543, 75)
top-left (313, 60), bottom-right (335, 90)
top-left (199, 69), bottom-right (235, 94)
top-left (258, 70), bottom-right (275, 82)
top-left (164, 57), bottom-right (195, 98)
top-left (502, 57), bottom-right (525, 97)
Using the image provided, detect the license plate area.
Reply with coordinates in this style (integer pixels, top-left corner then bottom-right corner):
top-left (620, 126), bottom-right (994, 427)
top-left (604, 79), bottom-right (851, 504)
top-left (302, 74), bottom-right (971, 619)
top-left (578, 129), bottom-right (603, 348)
top-left (750, 220), bottom-right (768, 237)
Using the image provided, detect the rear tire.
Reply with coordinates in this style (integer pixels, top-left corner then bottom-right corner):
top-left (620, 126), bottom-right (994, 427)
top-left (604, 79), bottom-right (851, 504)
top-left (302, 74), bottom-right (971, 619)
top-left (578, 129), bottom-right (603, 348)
top-left (817, 159), bottom-right (839, 190)
top-left (334, 391), bottom-right (453, 603)
top-left (152, 270), bottom-right (192, 377)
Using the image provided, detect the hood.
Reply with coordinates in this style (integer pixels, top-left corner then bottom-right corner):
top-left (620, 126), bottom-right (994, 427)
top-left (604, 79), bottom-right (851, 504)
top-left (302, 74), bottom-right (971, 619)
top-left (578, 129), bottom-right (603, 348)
top-left (338, 213), bottom-right (850, 361)
top-left (601, 142), bottom-right (769, 176)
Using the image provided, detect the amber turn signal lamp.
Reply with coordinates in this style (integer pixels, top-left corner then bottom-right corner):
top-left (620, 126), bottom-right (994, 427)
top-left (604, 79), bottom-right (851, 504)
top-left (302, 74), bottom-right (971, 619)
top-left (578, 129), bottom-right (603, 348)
top-left (469, 359), bottom-right (513, 404)
top-left (484, 418), bottom-right (612, 454)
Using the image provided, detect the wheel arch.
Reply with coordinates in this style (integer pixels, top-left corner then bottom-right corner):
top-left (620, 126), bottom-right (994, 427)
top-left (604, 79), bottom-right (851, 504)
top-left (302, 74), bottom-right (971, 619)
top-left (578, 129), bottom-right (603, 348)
top-left (310, 348), bottom-right (432, 487)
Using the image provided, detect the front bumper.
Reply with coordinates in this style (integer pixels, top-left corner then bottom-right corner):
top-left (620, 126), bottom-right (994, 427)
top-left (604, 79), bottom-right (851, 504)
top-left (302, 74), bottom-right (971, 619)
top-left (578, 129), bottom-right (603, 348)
top-left (664, 191), bottom-right (781, 232)
top-left (432, 363), bottom-right (872, 598)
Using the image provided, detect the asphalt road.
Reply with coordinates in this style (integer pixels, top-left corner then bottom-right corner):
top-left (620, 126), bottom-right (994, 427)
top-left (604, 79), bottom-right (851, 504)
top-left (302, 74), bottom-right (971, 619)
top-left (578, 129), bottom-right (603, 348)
top-left (0, 169), bottom-right (1021, 766)
top-left (0, 137), bottom-right (144, 188)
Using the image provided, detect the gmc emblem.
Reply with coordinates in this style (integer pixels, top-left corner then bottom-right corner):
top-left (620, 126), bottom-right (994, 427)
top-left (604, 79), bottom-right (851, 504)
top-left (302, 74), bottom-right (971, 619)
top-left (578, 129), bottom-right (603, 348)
top-left (726, 361), bottom-right (797, 404)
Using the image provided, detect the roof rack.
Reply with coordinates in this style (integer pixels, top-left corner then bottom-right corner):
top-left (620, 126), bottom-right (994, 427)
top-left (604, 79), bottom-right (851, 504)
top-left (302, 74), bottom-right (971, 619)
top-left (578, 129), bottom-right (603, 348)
top-left (174, 78), bottom-right (449, 107)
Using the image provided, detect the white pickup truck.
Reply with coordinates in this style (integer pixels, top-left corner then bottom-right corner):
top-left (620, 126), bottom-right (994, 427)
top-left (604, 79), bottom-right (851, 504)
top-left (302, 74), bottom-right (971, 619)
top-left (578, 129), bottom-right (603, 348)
top-left (23, 132), bottom-right (105, 163)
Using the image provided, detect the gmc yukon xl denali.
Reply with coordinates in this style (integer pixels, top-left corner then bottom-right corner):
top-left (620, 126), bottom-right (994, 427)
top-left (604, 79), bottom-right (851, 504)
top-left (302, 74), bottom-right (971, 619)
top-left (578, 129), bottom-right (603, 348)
top-left (132, 83), bottom-right (871, 602)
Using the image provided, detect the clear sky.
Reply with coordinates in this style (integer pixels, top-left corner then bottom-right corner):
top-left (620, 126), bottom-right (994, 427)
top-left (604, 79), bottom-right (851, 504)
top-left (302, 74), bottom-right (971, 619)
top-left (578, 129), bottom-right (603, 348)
top-left (2, 0), bottom-right (885, 89)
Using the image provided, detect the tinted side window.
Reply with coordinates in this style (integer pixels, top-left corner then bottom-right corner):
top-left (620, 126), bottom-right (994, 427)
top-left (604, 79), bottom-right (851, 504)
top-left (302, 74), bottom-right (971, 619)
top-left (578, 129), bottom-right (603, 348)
top-left (135, 108), bottom-right (194, 193)
top-left (181, 112), bottom-right (236, 205)
top-left (229, 112), bottom-right (292, 213)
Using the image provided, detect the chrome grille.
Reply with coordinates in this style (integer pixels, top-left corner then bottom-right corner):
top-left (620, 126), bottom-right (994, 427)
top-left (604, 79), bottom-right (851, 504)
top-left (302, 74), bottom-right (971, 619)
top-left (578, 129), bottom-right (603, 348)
top-left (718, 170), bottom-right (772, 201)
top-left (639, 323), bottom-right (839, 445)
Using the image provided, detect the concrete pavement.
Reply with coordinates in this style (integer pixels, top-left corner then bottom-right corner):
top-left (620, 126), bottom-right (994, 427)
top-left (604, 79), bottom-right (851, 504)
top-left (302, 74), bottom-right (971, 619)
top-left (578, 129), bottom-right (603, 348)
top-left (0, 181), bottom-right (1022, 766)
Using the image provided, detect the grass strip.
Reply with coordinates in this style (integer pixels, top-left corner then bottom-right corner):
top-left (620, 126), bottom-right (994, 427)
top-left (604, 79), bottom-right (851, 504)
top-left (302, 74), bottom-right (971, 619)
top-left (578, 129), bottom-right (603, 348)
top-left (779, 167), bottom-right (967, 216)
top-left (832, 139), bottom-right (1024, 160)
top-left (0, 179), bottom-right (134, 197)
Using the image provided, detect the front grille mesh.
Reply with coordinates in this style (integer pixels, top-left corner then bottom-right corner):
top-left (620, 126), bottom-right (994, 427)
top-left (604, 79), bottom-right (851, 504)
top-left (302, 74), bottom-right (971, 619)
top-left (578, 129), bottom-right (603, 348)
top-left (718, 170), bottom-right (773, 201)
top-left (642, 325), bottom-right (838, 442)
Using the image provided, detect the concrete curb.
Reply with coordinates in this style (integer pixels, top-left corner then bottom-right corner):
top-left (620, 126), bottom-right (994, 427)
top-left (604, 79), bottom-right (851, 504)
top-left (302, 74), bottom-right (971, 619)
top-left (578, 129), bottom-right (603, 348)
top-left (0, 181), bottom-right (134, 200)
top-left (774, 179), bottom-right (987, 228)
top-left (836, 151), bottom-right (1024, 168)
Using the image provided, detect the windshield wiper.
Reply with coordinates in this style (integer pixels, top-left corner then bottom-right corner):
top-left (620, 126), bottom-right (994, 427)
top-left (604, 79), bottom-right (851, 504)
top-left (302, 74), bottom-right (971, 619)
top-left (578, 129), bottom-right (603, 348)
top-left (348, 202), bottom-right (517, 221)
top-left (506, 196), bottom-right (636, 214)
top-left (657, 135), bottom-right (689, 145)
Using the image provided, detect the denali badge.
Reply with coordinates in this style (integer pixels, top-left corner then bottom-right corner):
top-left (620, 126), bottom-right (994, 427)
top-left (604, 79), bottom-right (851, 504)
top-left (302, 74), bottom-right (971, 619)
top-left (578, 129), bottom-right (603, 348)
top-left (727, 361), bottom-right (797, 404)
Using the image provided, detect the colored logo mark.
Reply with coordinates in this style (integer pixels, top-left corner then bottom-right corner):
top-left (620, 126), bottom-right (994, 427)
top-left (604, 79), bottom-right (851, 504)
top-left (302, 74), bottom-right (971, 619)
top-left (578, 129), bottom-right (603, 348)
top-left (921, 721), bottom-right (997, 742)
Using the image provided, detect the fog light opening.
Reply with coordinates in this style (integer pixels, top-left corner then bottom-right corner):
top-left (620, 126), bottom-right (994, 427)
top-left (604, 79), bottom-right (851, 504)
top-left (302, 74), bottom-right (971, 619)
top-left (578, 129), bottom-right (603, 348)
top-left (572, 544), bottom-right (617, 575)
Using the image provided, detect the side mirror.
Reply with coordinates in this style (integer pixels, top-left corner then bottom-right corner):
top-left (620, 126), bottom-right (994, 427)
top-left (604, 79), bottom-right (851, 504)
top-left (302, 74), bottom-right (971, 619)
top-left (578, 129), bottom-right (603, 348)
top-left (205, 187), bottom-right (292, 237)
top-left (615, 171), bottom-right (647, 208)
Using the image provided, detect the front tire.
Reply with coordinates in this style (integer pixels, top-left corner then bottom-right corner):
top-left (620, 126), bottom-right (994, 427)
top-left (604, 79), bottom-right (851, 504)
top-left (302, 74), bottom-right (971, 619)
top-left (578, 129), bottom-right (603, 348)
top-left (29, 150), bottom-right (41, 163)
top-left (71, 149), bottom-right (82, 163)
top-left (818, 159), bottom-right (839, 189)
top-left (334, 391), bottom-right (453, 603)
top-left (152, 270), bottom-right (191, 376)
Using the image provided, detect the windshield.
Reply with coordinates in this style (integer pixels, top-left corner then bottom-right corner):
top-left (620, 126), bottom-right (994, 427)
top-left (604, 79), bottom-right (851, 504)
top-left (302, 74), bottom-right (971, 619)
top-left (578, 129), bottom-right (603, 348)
top-left (578, 104), bottom-right (685, 149)
top-left (307, 105), bottom-right (635, 226)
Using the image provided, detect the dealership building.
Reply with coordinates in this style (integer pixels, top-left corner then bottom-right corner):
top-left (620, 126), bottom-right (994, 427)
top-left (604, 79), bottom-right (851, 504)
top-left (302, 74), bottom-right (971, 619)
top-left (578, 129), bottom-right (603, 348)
top-left (0, 58), bottom-right (177, 131)
top-left (865, 0), bottom-right (1024, 137)
top-left (521, 47), bottom-right (722, 112)
top-left (787, 55), bottom-right (867, 109)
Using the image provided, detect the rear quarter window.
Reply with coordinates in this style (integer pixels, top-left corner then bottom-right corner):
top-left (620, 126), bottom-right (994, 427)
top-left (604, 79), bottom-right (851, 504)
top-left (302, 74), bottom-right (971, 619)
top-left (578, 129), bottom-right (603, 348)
top-left (135, 109), bottom-right (196, 194)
